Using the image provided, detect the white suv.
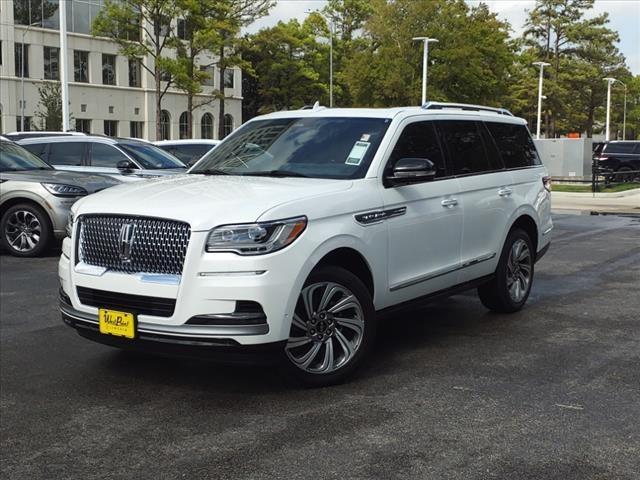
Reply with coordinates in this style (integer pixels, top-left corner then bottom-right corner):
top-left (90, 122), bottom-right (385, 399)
top-left (59, 103), bottom-right (552, 386)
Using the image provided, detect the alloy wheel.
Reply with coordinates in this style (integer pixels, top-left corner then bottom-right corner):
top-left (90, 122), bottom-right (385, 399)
top-left (286, 282), bottom-right (365, 374)
top-left (506, 239), bottom-right (532, 302)
top-left (4, 210), bottom-right (42, 253)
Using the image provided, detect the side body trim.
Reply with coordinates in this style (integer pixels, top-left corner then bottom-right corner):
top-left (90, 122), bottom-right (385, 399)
top-left (355, 207), bottom-right (406, 225)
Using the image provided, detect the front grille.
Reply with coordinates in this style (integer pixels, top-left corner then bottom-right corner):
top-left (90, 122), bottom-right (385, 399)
top-left (78, 215), bottom-right (190, 275)
top-left (77, 287), bottom-right (176, 317)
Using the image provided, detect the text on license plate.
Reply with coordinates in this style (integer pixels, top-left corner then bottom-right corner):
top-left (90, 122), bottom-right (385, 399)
top-left (99, 309), bottom-right (135, 339)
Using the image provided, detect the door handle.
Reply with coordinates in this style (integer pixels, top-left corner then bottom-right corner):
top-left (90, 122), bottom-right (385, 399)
top-left (498, 187), bottom-right (513, 197)
top-left (441, 198), bottom-right (458, 208)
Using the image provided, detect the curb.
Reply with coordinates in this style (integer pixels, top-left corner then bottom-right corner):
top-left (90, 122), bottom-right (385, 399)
top-left (551, 188), bottom-right (640, 199)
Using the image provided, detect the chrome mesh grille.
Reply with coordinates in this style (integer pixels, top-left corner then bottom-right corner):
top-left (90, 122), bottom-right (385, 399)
top-left (78, 215), bottom-right (191, 275)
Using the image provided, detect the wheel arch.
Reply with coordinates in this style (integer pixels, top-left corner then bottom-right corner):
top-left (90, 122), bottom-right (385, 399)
top-left (508, 213), bottom-right (539, 255)
top-left (314, 247), bottom-right (375, 299)
top-left (0, 195), bottom-right (52, 222)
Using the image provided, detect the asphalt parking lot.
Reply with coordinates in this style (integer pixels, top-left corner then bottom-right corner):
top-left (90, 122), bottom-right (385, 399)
top-left (1, 213), bottom-right (639, 480)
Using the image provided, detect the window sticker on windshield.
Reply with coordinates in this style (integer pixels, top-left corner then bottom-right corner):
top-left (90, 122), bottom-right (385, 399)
top-left (360, 134), bottom-right (371, 142)
top-left (346, 141), bottom-right (371, 166)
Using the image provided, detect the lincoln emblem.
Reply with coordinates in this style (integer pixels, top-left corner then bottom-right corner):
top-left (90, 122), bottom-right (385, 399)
top-left (118, 223), bottom-right (136, 262)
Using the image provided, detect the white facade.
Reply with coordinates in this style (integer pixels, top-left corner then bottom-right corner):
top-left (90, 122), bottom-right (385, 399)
top-left (0, 1), bottom-right (242, 140)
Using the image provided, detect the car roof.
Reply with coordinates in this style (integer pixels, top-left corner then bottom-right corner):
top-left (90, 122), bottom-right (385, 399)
top-left (254, 102), bottom-right (527, 125)
top-left (154, 140), bottom-right (220, 146)
top-left (3, 131), bottom-right (87, 141)
top-left (17, 135), bottom-right (150, 146)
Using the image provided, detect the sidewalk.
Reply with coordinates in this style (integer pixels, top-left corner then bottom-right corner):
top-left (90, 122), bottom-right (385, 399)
top-left (551, 188), bottom-right (640, 214)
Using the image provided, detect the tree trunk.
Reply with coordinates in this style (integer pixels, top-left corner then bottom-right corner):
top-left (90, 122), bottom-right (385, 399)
top-left (187, 94), bottom-right (193, 139)
top-left (218, 45), bottom-right (226, 140)
top-left (155, 71), bottom-right (162, 140)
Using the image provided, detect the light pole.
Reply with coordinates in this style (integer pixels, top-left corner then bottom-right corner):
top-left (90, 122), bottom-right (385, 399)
top-left (20, 21), bottom-right (40, 131)
top-left (305, 10), bottom-right (334, 107)
top-left (413, 37), bottom-right (438, 105)
top-left (606, 78), bottom-right (627, 140)
top-left (533, 61), bottom-right (550, 139)
top-left (60, 0), bottom-right (70, 131)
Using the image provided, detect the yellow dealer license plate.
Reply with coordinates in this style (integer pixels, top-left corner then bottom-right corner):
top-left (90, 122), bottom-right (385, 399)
top-left (99, 309), bottom-right (135, 339)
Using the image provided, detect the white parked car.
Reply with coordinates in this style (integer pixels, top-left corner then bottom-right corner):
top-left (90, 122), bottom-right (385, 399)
top-left (18, 136), bottom-right (187, 181)
top-left (154, 139), bottom-right (220, 167)
top-left (59, 103), bottom-right (552, 386)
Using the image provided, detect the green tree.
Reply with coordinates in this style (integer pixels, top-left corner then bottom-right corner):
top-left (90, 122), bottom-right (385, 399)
top-left (93, 0), bottom-right (182, 140)
top-left (343, 0), bottom-right (515, 108)
top-left (241, 18), bottom-right (328, 118)
top-left (34, 82), bottom-right (72, 131)
top-left (521, 0), bottom-right (627, 137)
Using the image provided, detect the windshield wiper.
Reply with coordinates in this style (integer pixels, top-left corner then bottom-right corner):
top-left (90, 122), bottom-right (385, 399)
top-left (193, 168), bottom-right (230, 176)
top-left (244, 170), bottom-right (309, 178)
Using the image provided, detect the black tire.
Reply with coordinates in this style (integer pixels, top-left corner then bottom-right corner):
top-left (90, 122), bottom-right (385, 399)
top-left (280, 265), bottom-right (376, 387)
top-left (478, 228), bottom-right (534, 313)
top-left (0, 203), bottom-right (52, 257)
top-left (616, 166), bottom-right (635, 183)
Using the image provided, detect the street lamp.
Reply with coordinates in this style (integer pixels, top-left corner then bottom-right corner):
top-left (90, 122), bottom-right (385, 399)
top-left (413, 37), bottom-right (438, 105)
top-left (533, 61), bottom-right (550, 139)
top-left (305, 10), bottom-right (334, 107)
top-left (20, 21), bottom-right (40, 132)
top-left (603, 77), bottom-right (627, 141)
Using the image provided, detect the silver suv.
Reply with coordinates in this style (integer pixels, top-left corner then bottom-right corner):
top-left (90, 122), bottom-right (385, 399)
top-left (0, 139), bottom-right (120, 257)
top-left (18, 136), bottom-right (187, 182)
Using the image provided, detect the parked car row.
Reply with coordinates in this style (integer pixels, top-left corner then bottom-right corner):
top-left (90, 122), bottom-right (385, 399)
top-left (593, 140), bottom-right (640, 182)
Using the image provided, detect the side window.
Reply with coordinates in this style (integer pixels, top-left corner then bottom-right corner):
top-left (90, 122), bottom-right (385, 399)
top-left (22, 143), bottom-right (48, 160)
top-left (435, 120), bottom-right (497, 175)
top-left (605, 143), bottom-right (637, 154)
top-left (90, 143), bottom-right (129, 167)
top-left (485, 122), bottom-right (541, 168)
top-left (48, 142), bottom-right (86, 166)
top-left (388, 121), bottom-right (447, 178)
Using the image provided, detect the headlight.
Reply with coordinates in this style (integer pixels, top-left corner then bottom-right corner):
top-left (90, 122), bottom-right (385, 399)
top-left (42, 183), bottom-right (88, 197)
top-left (65, 211), bottom-right (75, 238)
top-left (206, 216), bottom-right (307, 255)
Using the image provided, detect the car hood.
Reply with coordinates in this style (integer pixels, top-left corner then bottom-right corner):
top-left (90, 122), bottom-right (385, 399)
top-left (73, 174), bottom-right (354, 231)
top-left (1, 169), bottom-right (120, 193)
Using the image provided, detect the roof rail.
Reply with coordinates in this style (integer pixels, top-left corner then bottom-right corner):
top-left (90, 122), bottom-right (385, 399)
top-left (422, 102), bottom-right (513, 116)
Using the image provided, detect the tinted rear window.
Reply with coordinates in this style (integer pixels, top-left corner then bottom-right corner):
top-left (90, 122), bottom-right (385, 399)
top-left (435, 120), bottom-right (500, 175)
top-left (22, 142), bottom-right (48, 159)
top-left (604, 142), bottom-right (638, 154)
top-left (485, 122), bottom-right (541, 168)
top-left (48, 142), bottom-right (87, 166)
top-left (161, 144), bottom-right (212, 165)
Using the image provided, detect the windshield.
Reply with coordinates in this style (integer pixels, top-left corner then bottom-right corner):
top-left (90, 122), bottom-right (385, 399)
top-left (0, 141), bottom-right (52, 172)
top-left (117, 142), bottom-right (187, 170)
top-left (191, 117), bottom-right (391, 179)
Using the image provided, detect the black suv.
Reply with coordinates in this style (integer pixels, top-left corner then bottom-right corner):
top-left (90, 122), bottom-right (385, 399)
top-left (595, 141), bottom-right (640, 182)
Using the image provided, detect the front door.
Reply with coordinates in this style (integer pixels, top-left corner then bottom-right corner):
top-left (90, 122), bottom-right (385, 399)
top-left (381, 119), bottom-right (463, 305)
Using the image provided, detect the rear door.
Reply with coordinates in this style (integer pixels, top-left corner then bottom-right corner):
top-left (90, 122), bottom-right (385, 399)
top-left (47, 142), bottom-right (89, 172)
top-left (435, 120), bottom-right (513, 283)
top-left (381, 119), bottom-right (463, 304)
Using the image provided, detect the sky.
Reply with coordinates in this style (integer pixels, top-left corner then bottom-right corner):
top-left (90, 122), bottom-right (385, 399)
top-left (246, 0), bottom-right (640, 74)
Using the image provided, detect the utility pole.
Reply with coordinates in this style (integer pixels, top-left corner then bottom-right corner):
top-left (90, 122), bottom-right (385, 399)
top-left (60, 0), bottom-right (70, 131)
top-left (533, 62), bottom-right (550, 139)
top-left (413, 37), bottom-right (438, 105)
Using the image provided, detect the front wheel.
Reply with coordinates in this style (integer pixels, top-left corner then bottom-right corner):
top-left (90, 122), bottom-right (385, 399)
top-left (0, 203), bottom-right (52, 257)
top-left (478, 228), bottom-right (534, 313)
top-left (282, 266), bottom-right (376, 387)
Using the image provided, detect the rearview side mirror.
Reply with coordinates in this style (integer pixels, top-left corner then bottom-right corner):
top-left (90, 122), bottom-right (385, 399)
top-left (117, 160), bottom-right (138, 173)
top-left (385, 158), bottom-right (437, 187)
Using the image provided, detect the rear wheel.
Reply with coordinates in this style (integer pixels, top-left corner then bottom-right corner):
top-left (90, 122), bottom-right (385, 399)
top-left (478, 228), bottom-right (534, 313)
top-left (282, 266), bottom-right (376, 387)
top-left (0, 203), bottom-right (52, 257)
top-left (616, 166), bottom-right (636, 183)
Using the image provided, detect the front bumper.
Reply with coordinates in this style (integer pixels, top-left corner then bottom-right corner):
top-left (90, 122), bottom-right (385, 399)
top-left (60, 291), bottom-right (286, 364)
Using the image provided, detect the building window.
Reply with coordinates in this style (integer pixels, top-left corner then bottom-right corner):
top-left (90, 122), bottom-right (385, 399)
top-left (160, 70), bottom-right (171, 82)
top-left (75, 118), bottom-right (91, 134)
top-left (130, 121), bottom-right (143, 138)
top-left (224, 69), bottom-right (234, 89)
top-left (16, 116), bottom-right (32, 132)
top-left (160, 110), bottom-right (171, 140)
top-left (179, 112), bottom-right (189, 139)
top-left (177, 19), bottom-right (191, 40)
top-left (102, 54), bottom-right (116, 85)
top-left (223, 114), bottom-right (234, 138)
top-left (104, 120), bottom-right (118, 137)
top-left (74, 50), bottom-right (89, 83)
top-left (201, 113), bottom-right (213, 139)
top-left (0, 41), bottom-right (3, 65)
top-left (43, 46), bottom-right (59, 80)
top-left (15, 43), bottom-right (29, 78)
top-left (128, 58), bottom-right (141, 87)
top-left (200, 66), bottom-right (215, 87)
top-left (14, 0), bottom-right (60, 28)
